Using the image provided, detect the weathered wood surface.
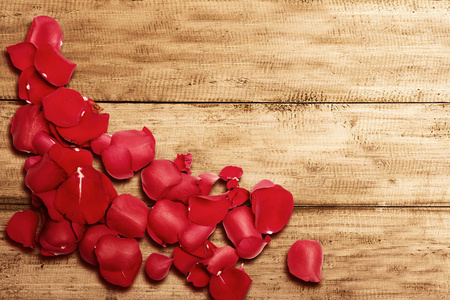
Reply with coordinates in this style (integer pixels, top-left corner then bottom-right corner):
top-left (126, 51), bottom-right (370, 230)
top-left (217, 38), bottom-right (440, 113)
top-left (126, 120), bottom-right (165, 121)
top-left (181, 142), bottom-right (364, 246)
top-left (1, 101), bottom-right (449, 206)
top-left (1, 206), bottom-right (449, 299)
top-left (1, 0), bottom-right (449, 103)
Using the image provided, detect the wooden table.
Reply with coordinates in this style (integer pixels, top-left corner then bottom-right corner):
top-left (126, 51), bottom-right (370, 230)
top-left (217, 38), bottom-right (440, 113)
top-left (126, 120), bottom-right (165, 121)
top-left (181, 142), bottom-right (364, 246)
top-left (1, 1), bottom-right (449, 299)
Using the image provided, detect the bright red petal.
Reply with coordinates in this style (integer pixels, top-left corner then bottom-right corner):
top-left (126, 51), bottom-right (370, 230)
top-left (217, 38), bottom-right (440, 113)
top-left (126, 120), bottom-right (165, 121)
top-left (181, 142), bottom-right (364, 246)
top-left (219, 166), bottom-right (243, 181)
top-left (95, 235), bottom-right (141, 272)
top-left (6, 42), bottom-right (36, 71)
top-left (26, 16), bottom-right (63, 51)
top-left (202, 246), bottom-right (239, 276)
top-left (78, 224), bottom-right (118, 267)
top-left (188, 194), bottom-right (230, 226)
top-left (197, 173), bottom-right (220, 195)
top-left (42, 88), bottom-right (85, 127)
top-left (102, 144), bottom-right (134, 180)
top-left (187, 264), bottom-right (210, 288)
top-left (34, 43), bottom-right (76, 86)
top-left (164, 173), bottom-right (201, 204)
top-left (48, 143), bottom-right (93, 174)
top-left (90, 133), bottom-right (111, 155)
top-left (227, 187), bottom-right (249, 209)
top-left (145, 253), bottom-right (173, 281)
top-left (99, 257), bottom-right (141, 288)
top-left (209, 266), bottom-right (252, 300)
top-left (287, 240), bottom-right (323, 283)
top-left (141, 160), bottom-right (182, 201)
top-left (32, 131), bottom-right (56, 155)
top-left (6, 210), bottom-right (39, 248)
top-left (26, 68), bottom-right (58, 105)
top-left (179, 223), bottom-right (215, 253)
top-left (172, 246), bottom-right (201, 276)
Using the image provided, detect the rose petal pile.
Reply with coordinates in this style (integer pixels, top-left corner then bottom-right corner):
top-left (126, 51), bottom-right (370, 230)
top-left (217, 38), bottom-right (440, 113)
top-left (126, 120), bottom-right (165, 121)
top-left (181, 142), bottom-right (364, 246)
top-left (6, 16), bottom-right (322, 300)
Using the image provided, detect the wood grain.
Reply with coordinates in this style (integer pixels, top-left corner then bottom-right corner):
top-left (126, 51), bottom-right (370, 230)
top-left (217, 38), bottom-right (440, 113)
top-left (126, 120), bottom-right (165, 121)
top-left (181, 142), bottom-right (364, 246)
top-left (1, 101), bottom-right (449, 206)
top-left (1, 0), bottom-right (448, 103)
top-left (1, 206), bottom-right (449, 299)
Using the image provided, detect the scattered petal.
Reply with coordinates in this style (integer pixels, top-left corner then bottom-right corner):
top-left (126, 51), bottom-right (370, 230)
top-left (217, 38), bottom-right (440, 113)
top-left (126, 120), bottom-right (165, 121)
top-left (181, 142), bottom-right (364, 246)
top-left (179, 223), bottom-right (216, 253)
top-left (6, 210), bottom-right (39, 248)
top-left (39, 217), bottom-right (79, 256)
top-left (32, 131), bottom-right (56, 155)
top-left (164, 173), bottom-right (201, 204)
top-left (287, 240), bottom-right (323, 283)
top-left (219, 166), bottom-right (243, 181)
top-left (26, 16), bottom-right (63, 51)
top-left (42, 88), bottom-right (85, 127)
top-left (227, 187), bottom-right (249, 209)
top-left (202, 246), bottom-right (239, 276)
top-left (102, 144), bottom-right (134, 180)
top-left (24, 155), bottom-right (41, 171)
top-left (145, 253), bottom-right (173, 281)
top-left (90, 133), bottom-right (111, 155)
top-left (187, 264), bottom-right (210, 288)
top-left (6, 42), bottom-right (36, 71)
top-left (209, 266), bottom-right (252, 300)
top-left (188, 194), bottom-right (230, 226)
top-left (48, 143), bottom-right (93, 174)
top-left (197, 173), bottom-right (220, 195)
top-left (79, 224), bottom-right (118, 266)
top-left (172, 246), bottom-right (201, 276)
top-left (35, 189), bottom-right (65, 221)
top-left (174, 153), bottom-right (192, 175)
top-left (141, 160), bottom-right (182, 201)
top-left (34, 43), bottom-right (76, 86)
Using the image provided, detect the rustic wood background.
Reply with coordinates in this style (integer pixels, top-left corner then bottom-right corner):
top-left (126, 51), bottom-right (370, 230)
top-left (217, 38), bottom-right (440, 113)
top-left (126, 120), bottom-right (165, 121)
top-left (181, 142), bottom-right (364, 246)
top-left (1, 0), bottom-right (449, 299)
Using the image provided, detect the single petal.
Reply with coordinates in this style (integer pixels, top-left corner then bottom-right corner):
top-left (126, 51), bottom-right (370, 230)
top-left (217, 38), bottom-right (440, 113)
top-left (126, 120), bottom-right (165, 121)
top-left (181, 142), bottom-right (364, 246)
top-left (95, 235), bottom-right (142, 272)
top-left (187, 264), bottom-right (210, 288)
top-left (6, 210), bottom-right (39, 248)
top-left (39, 218), bottom-right (78, 256)
top-left (219, 166), bottom-right (243, 181)
top-left (145, 253), bottom-right (173, 281)
top-left (90, 133), bottom-right (111, 155)
top-left (197, 173), bottom-right (220, 195)
top-left (34, 43), bottom-right (76, 86)
top-left (35, 189), bottom-right (65, 221)
top-left (110, 128), bottom-right (155, 172)
top-left (179, 223), bottom-right (215, 253)
top-left (102, 144), bottom-right (134, 180)
top-left (147, 200), bottom-right (190, 245)
top-left (48, 143), bottom-right (93, 174)
top-left (251, 181), bottom-right (294, 234)
top-left (42, 88), bottom-right (85, 127)
top-left (141, 160), bottom-right (182, 201)
top-left (287, 240), bottom-right (323, 283)
top-left (227, 187), bottom-right (249, 209)
top-left (237, 236), bottom-right (271, 260)
top-left (164, 173), bottom-right (201, 204)
top-left (202, 246), bottom-right (239, 276)
top-left (209, 266), bottom-right (252, 300)
top-left (6, 42), bottom-right (36, 70)
top-left (106, 194), bottom-right (149, 238)
top-left (99, 256), bottom-right (142, 287)
top-left (54, 166), bottom-right (110, 224)
top-left (172, 246), bottom-right (201, 276)
top-left (173, 153), bottom-right (193, 175)
top-left (188, 194), bottom-right (230, 226)
top-left (10, 104), bottom-right (50, 154)
top-left (25, 153), bottom-right (67, 194)
top-left (26, 16), bottom-right (63, 51)
top-left (78, 224), bottom-right (118, 266)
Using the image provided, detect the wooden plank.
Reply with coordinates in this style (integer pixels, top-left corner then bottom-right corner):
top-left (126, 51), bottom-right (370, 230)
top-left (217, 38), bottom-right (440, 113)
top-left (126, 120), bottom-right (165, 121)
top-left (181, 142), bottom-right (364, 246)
top-left (1, 101), bottom-right (449, 206)
top-left (1, 206), bottom-right (449, 299)
top-left (1, 0), bottom-right (448, 103)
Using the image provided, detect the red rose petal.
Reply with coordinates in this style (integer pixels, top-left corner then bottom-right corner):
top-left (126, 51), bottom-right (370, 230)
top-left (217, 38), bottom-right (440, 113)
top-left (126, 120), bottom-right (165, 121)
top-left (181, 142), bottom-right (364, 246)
top-left (26, 67), bottom-right (58, 105)
top-left (209, 266), bottom-right (252, 300)
top-left (145, 253), bottom-right (173, 281)
top-left (26, 16), bottom-right (63, 51)
top-left (99, 172), bottom-right (118, 202)
top-left (227, 178), bottom-right (239, 189)
top-left (236, 235), bottom-right (271, 260)
top-left (227, 187), bottom-right (249, 209)
top-left (48, 143), bottom-right (93, 174)
top-left (95, 235), bottom-right (141, 272)
top-left (174, 153), bottom-right (193, 175)
top-left (251, 181), bottom-right (294, 234)
top-left (102, 144), bottom-right (134, 180)
top-left (39, 218), bottom-right (78, 256)
top-left (287, 240), bottom-right (323, 283)
top-left (18, 66), bottom-right (33, 100)
top-left (25, 153), bottom-right (67, 194)
top-left (106, 194), bottom-right (149, 238)
top-left (6, 210), bottom-right (39, 248)
top-left (146, 200), bottom-right (190, 246)
top-left (164, 173), bottom-right (201, 204)
top-left (110, 128), bottom-right (155, 172)
top-left (251, 179), bottom-right (275, 192)
top-left (32, 131), bottom-right (56, 155)
top-left (219, 166), bottom-right (243, 181)
top-left (35, 189), bottom-right (65, 221)
top-left (78, 224), bottom-right (118, 266)
top-left (172, 246), bottom-right (202, 276)
top-left (197, 173), bottom-right (220, 195)
top-left (188, 194), bottom-right (230, 226)
top-left (99, 257), bottom-right (142, 288)
top-left (24, 155), bottom-right (41, 171)
top-left (10, 103), bottom-right (50, 154)
top-left (34, 43), bottom-right (76, 86)
top-left (202, 246), bottom-right (239, 276)
top-left (54, 166), bottom-right (110, 224)
top-left (90, 133), bottom-right (111, 155)
top-left (179, 223), bottom-right (216, 253)
top-left (6, 42), bottom-right (36, 71)
top-left (42, 88), bottom-right (85, 127)
top-left (187, 264), bottom-right (210, 288)
top-left (141, 160), bottom-right (182, 201)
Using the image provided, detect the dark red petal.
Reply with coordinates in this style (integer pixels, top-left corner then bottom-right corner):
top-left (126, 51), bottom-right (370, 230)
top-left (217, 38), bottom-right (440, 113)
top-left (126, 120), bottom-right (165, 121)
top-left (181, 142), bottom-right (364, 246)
top-left (102, 144), bottom-right (134, 180)
top-left (227, 187), bottom-right (249, 209)
top-left (26, 16), bottom-right (63, 51)
top-left (10, 104), bottom-right (50, 153)
top-left (209, 266), bottom-right (252, 300)
top-left (179, 223), bottom-right (215, 253)
top-left (251, 182), bottom-right (294, 234)
top-left (6, 210), bottom-right (39, 248)
top-left (95, 235), bottom-right (141, 272)
top-left (164, 173), bottom-right (201, 204)
top-left (145, 253), bottom-right (173, 281)
top-left (24, 155), bottom-right (41, 171)
top-left (26, 68), bottom-right (58, 105)
top-left (99, 256), bottom-right (142, 288)
top-left (25, 153), bottom-right (67, 194)
top-left (39, 218), bottom-right (78, 256)
top-left (90, 133), bottom-right (111, 155)
top-left (35, 189), bottom-right (65, 221)
top-left (110, 128), bottom-right (155, 172)
top-left (197, 173), bottom-right (220, 195)
top-left (219, 166), bottom-right (243, 181)
top-left (78, 224), bottom-right (118, 266)
top-left (54, 166), bottom-right (109, 224)
top-left (71, 222), bottom-right (84, 242)
top-left (6, 42), bottom-right (36, 71)
top-left (287, 240), bottom-right (323, 283)
top-left (147, 200), bottom-right (190, 245)
top-left (57, 100), bottom-right (109, 145)
top-left (141, 160), bottom-right (182, 201)
top-left (187, 264), bottom-right (210, 288)
top-left (48, 143), bottom-right (93, 174)
top-left (99, 172), bottom-right (118, 203)
top-left (18, 66), bottom-right (34, 100)
top-left (32, 131), bottom-right (56, 155)
top-left (42, 88), bottom-right (85, 127)
top-left (188, 194), bottom-right (230, 226)
top-left (106, 194), bottom-right (149, 238)
top-left (202, 246), bottom-right (239, 276)
top-left (174, 153), bottom-right (193, 175)
top-left (34, 43), bottom-right (76, 86)
top-left (172, 246), bottom-right (202, 276)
